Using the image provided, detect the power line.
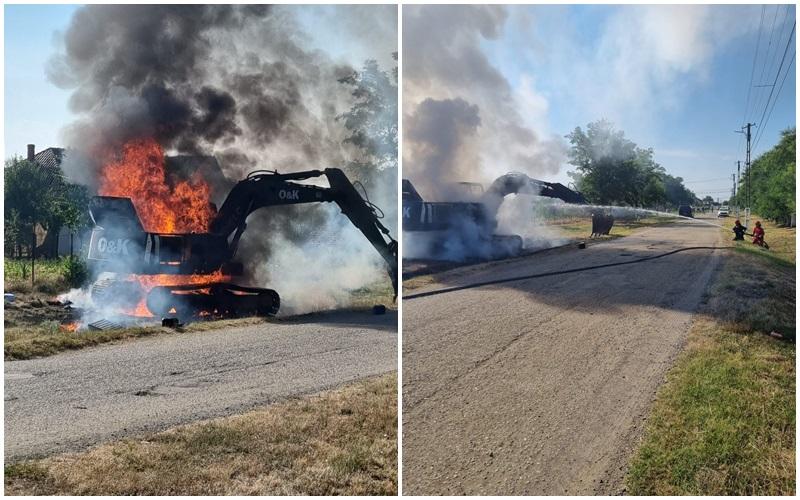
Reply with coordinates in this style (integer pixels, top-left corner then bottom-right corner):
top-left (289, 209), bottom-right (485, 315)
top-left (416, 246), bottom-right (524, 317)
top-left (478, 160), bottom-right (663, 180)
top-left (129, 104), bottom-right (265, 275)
top-left (757, 51), bottom-right (796, 151)
top-left (764, 5), bottom-right (792, 88)
top-left (750, 4), bottom-right (782, 122)
top-left (753, 22), bottom-right (796, 151)
top-left (742, 6), bottom-right (766, 128)
top-left (682, 178), bottom-right (731, 184)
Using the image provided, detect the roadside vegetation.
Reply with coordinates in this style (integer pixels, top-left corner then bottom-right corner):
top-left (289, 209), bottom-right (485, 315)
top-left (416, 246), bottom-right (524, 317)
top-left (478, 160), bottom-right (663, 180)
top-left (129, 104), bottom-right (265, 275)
top-left (567, 119), bottom-right (697, 209)
top-left (627, 222), bottom-right (795, 495)
top-left (724, 215), bottom-right (795, 265)
top-left (5, 282), bottom-right (393, 361)
top-left (554, 214), bottom-right (676, 240)
top-left (5, 256), bottom-right (88, 295)
top-left (5, 373), bottom-right (397, 495)
top-left (730, 128), bottom-right (795, 227)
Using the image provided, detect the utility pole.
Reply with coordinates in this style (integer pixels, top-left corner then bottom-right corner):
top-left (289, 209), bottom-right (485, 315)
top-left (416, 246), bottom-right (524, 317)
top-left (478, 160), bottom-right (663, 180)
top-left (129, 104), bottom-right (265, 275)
top-left (736, 123), bottom-right (756, 227)
top-left (735, 160), bottom-right (741, 218)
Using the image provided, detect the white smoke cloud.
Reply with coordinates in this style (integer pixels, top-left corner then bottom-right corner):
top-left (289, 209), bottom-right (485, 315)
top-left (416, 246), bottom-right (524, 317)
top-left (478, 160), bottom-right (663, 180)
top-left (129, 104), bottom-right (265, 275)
top-left (403, 5), bottom-right (566, 196)
top-left (529, 4), bottom-right (762, 132)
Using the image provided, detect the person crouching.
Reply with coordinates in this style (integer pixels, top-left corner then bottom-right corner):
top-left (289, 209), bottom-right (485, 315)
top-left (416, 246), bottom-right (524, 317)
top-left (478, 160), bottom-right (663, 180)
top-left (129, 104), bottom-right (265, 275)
top-left (752, 221), bottom-right (766, 247)
top-left (732, 220), bottom-right (747, 241)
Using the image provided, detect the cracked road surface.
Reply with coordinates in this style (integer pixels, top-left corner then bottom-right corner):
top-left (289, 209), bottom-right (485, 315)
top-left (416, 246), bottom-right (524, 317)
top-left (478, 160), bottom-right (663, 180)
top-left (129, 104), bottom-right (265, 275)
top-left (402, 219), bottom-right (722, 495)
top-left (5, 310), bottom-right (396, 461)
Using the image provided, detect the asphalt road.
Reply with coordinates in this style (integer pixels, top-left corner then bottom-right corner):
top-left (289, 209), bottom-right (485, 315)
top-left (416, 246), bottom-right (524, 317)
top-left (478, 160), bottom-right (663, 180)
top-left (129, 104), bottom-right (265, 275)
top-left (5, 310), bottom-right (397, 461)
top-left (402, 218), bottom-right (723, 495)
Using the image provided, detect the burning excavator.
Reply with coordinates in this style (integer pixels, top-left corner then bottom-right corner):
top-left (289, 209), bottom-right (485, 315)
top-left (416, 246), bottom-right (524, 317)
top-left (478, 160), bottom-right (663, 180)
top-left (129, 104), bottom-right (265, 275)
top-left (88, 167), bottom-right (398, 320)
top-left (402, 172), bottom-right (587, 258)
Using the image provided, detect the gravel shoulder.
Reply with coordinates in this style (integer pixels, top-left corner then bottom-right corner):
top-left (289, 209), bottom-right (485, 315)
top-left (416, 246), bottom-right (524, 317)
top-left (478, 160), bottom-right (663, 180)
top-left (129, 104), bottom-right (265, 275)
top-left (402, 218), bottom-right (723, 495)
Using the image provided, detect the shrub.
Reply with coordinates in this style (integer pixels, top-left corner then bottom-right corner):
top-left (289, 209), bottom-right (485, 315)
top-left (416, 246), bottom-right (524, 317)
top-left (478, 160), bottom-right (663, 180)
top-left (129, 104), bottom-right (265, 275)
top-left (61, 256), bottom-right (89, 288)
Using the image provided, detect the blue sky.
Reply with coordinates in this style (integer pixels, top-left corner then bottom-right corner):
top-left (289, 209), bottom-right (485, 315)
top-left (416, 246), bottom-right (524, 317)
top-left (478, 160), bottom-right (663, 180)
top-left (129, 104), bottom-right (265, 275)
top-left (5, 4), bottom-right (79, 160)
top-left (4, 4), bottom-right (795, 201)
top-left (480, 4), bottom-right (796, 199)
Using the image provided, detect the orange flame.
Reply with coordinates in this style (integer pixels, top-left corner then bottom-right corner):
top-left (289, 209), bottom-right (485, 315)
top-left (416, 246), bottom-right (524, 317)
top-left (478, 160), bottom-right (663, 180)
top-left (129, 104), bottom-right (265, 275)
top-left (60, 322), bottom-right (79, 333)
top-left (97, 138), bottom-right (230, 319)
top-left (98, 138), bottom-right (214, 234)
top-left (122, 270), bottom-right (230, 318)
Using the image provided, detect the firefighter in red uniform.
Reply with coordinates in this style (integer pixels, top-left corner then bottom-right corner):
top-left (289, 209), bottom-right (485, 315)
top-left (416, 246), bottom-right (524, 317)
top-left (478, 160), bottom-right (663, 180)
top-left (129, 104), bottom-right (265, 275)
top-left (752, 221), bottom-right (765, 247)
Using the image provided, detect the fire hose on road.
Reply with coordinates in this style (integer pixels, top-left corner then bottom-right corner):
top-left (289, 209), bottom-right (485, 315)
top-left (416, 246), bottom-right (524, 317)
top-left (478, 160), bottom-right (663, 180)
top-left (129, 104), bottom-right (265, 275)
top-left (404, 245), bottom-right (732, 300)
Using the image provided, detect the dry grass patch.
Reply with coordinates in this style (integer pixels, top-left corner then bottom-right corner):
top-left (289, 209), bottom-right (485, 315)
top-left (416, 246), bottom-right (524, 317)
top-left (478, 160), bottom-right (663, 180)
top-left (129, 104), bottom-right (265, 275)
top-left (553, 215), bottom-right (676, 239)
top-left (5, 373), bottom-right (398, 495)
top-left (721, 216), bottom-right (795, 266)
top-left (627, 248), bottom-right (795, 495)
top-left (4, 280), bottom-right (394, 361)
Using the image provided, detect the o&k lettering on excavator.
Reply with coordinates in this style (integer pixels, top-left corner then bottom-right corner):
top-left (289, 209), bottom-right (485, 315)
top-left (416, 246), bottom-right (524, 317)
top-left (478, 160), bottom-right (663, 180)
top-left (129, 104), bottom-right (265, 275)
top-left (97, 237), bottom-right (130, 256)
top-left (279, 189), bottom-right (300, 200)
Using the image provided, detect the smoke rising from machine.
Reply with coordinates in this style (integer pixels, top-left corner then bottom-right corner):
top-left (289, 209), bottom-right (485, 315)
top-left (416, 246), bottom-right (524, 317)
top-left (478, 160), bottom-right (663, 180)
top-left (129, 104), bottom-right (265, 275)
top-left (403, 5), bottom-right (567, 199)
top-left (51, 5), bottom-right (398, 317)
top-left (402, 5), bottom-right (570, 261)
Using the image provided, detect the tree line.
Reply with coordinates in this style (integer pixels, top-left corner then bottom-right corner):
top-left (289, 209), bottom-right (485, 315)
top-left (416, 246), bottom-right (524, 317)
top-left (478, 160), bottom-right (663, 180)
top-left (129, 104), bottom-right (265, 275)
top-left (566, 119), bottom-right (696, 209)
top-left (731, 128), bottom-right (795, 225)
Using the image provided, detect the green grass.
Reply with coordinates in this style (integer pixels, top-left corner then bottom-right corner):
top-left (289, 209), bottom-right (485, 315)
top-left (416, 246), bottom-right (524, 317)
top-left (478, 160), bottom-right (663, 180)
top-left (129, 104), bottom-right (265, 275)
top-left (626, 245), bottom-right (795, 495)
top-left (5, 258), bottom-right (66, 294)
top-left (553, 215), bottom-right (676, 240)
top-left (5, 374), bottom-right (397, 495)
top-left (4, 257), bottom-right (86, 294)
top-left (721, 216), bottom-right (796, 266)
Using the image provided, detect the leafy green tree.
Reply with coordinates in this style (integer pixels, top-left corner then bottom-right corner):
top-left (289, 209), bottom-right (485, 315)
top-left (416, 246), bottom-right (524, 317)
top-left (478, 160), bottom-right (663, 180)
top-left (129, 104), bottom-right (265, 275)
top-left (735, 128), bottom-right (795, 224)
top-left (566, 120), bottom-right (689, 208)
top-left (4, 156), bottom-right (90, 257)
top-left (662, 174), bottom-right (696, 207)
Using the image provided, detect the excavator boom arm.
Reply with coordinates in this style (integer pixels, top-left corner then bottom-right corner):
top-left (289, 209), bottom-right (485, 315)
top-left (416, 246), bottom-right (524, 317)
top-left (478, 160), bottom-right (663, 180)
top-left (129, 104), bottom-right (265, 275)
top-left (211, 168), bottom-right (398, 295)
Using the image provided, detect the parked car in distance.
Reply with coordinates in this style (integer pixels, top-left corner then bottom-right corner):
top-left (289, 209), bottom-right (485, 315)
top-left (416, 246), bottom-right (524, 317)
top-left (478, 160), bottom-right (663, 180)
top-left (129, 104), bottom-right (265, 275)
top-left (717, 206), bottom-right (730, 217)
top-left (678, 205), bottom-right (694, 218)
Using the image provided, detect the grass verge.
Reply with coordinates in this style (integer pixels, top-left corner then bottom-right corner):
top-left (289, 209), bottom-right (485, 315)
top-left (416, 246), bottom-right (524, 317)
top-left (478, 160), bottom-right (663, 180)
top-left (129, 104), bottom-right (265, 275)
top-left (5, 373), bottom-right (397, 495)
top-left (5, 281), bottom-right (394, 361)
top-left (626, 238), bottom-right (795, 494)
top-left (554, 215), bottom-right (676, 239)
top-left (720, 216), bottom-right (795, 266)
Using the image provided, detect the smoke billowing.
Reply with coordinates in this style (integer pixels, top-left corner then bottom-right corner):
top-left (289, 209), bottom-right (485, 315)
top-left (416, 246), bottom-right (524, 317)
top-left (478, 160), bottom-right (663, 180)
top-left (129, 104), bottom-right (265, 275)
top-left (52, 5), bottom-right (398, 316)
top-left (403, 5), bottom-right (566, 198)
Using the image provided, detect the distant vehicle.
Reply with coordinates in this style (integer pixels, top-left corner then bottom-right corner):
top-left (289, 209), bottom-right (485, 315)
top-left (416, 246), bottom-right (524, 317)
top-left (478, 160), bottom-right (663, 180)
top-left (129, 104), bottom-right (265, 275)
top-left (717, 207), bottom-right (730, 218)
top-left (678, 205), bottom-right (694, 218)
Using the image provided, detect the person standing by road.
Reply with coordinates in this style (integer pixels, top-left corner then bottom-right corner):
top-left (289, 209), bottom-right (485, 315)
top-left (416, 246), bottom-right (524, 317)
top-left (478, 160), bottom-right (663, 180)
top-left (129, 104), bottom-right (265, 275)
top-left (732, 220), bottom-right (747, 241)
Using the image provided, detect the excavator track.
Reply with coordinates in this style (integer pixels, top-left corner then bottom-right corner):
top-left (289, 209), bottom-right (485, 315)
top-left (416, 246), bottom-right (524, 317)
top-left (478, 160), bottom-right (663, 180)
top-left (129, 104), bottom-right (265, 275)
top-left (146, 283), bottom-right (280, 319)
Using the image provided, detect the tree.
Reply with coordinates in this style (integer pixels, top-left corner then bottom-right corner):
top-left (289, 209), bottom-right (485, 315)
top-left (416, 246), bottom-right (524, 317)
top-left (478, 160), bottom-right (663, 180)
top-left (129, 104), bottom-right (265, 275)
top-left (337, 55), bottom-right (398, 176)
top-left (337, 55), bottom-right (398, 230)
top-left (566, 120), bottom-right (689, 208)
top-left (734, 128), bottom-right (795, 224)
top-left (4, 156), bottom-right (90, 257)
